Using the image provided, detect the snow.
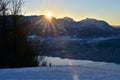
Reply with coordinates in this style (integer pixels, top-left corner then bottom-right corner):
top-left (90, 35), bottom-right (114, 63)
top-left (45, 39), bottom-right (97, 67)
top-left (0, 66), bottom-right (120, 80)
top-left (39, 35), bottom-right (120, 43)
top-left (78, 18), bottom-right (113, 31)
top-left (29, 34), bottom-right (120, 44)
top-left (40, 56), bottom-right (120, 71)
top-left (62, 17), bottom-right (74, 22)
top-left (0, 57), bottom-right (120, 80)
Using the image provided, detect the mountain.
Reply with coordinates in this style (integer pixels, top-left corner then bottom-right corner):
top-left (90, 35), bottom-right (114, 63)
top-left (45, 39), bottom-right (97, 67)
top-left (24, 15), bottom-right (120, 64)
top-left (25, 16), bottom-right (120, 38)
top-left (57, 18), bottom-right (120, 38)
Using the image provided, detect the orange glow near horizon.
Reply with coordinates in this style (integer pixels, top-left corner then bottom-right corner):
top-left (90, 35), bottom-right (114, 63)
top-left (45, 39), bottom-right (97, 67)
top-left (23, 0), bottom-right (120, 26)
top-left (24, 11), bottom-right (120, 26)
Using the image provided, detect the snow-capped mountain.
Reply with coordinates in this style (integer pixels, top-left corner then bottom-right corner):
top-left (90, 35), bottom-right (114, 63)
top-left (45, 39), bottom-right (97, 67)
top-left (25, 15), bottom-right (120, 38)
top-left (78, 18), bottom-right (113, 30)
top-left (60, 17), bottom-right (75, 22)
top-left (57, 17), bottom-right (119, 38)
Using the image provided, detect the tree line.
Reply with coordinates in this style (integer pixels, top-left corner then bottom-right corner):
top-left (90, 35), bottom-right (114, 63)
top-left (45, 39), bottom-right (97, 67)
top-left (0, 0), bottom-right (38, 68)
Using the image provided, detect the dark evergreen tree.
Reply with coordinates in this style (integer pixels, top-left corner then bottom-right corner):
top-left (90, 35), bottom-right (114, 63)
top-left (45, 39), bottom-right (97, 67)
top-left (0, 0), bottom-right (10, 68)
top-left (0, 0), bottom-right (39, 68)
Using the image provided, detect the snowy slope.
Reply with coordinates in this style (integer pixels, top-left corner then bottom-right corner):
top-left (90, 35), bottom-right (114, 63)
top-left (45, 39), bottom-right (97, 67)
top-left (0, 66), bottom-right (120, 80)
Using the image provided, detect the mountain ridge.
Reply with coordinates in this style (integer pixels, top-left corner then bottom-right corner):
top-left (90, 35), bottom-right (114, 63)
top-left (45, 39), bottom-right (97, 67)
top-left (23, 15), bottom-right (120, 38)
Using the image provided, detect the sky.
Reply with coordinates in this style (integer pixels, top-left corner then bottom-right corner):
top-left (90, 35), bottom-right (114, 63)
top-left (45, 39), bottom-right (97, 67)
top-left (23, 0), bottom-right (120, 26)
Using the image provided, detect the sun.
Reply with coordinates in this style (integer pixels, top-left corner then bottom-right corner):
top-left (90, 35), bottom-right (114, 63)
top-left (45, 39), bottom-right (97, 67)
top-left (45, 12), bottom-right (53, 19)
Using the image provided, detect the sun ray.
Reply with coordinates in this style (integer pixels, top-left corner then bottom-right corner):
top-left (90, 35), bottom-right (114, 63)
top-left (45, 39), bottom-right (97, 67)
top-left (50, 20), bottom-right (59, 37)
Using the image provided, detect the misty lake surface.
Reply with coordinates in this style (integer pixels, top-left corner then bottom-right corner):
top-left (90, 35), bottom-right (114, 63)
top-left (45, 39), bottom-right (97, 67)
top-left (39, 56), bottom-right (120, 71)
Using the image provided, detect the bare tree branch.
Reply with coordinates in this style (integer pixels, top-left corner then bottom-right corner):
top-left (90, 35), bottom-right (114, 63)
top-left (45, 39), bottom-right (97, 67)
top-left (10, 0), bottom-right (24, 16)
top-left (0, 0), bottom-right (10, 15)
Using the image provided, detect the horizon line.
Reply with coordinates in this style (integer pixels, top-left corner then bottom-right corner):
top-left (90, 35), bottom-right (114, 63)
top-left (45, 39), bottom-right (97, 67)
top-left (23, 14), bottom-right (120, 26)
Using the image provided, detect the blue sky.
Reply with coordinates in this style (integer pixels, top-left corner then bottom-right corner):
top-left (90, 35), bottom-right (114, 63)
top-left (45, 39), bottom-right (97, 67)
top-left (23, 0), bottom-right (120, 25)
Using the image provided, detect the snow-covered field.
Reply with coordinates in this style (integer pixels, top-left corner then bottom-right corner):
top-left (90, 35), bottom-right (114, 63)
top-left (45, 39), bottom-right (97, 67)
top-left (0, 57), bottom-right (120, 80)
top-left (0, 65), bottom-right (120, 80)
